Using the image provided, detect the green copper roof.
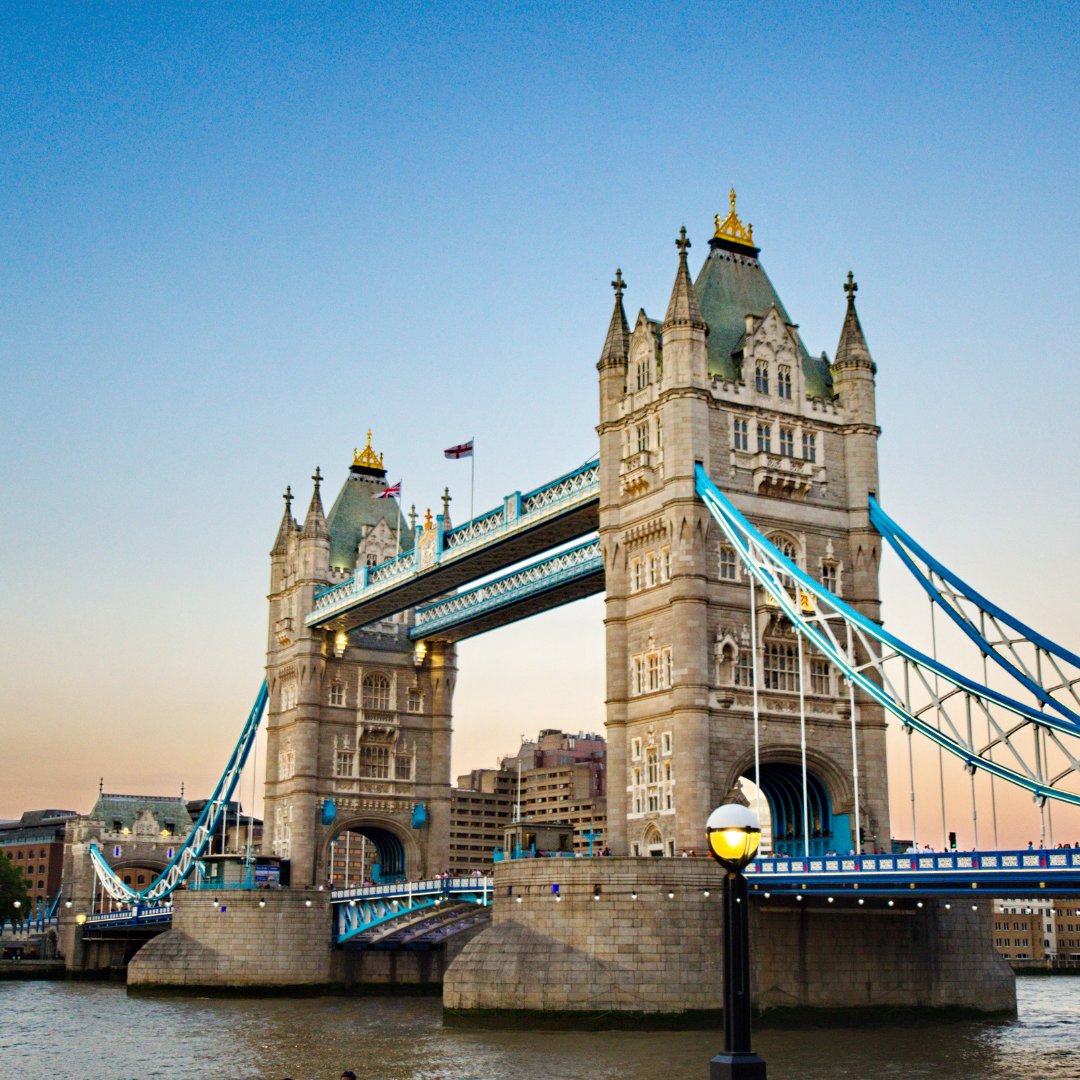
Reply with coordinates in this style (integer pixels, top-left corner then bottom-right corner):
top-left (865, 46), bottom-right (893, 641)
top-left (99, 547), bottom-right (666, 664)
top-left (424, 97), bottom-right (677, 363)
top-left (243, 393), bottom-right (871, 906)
top-left (326, 471), bottom-right (412, 572)
top-left (90, 794), bottom-right (193, 833)
top-left (693, 243), bottom-right (833, 399)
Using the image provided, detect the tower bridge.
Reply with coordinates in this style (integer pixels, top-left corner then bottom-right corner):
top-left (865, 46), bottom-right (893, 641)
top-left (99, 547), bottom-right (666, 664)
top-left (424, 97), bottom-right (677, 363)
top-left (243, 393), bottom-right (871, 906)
top-left (72, 193), bottom-right (1080, 1017)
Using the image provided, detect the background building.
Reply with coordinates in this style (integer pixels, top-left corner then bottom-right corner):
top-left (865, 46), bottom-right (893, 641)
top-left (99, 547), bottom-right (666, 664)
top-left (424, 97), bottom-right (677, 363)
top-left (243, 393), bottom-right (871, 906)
top-left (0, 809), bottom-right (77, 913)
top-left (448, 729), bottom-right (607, 872)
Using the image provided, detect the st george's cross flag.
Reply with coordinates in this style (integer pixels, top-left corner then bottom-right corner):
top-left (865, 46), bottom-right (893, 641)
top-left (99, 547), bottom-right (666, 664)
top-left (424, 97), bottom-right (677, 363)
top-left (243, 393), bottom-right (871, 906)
top-left (373, 480), bottom-right (401, 499)
top-left (444, 440), bottom-right (474, 459)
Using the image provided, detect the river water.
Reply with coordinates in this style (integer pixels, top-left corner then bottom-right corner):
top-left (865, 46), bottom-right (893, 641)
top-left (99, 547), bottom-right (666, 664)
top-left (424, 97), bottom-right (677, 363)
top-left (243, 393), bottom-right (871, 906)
top-left (3, 976), bottom-right (1079, 1080)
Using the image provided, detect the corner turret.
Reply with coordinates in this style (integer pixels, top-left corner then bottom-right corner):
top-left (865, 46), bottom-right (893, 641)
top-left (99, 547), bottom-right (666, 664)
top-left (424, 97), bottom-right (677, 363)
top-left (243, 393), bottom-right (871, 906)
top-left (598, 269), bottom-right (630, 418)
top-left (660, 227), bottom-right (708, 392)
top-left (831, 271), bottom-right (877, 426)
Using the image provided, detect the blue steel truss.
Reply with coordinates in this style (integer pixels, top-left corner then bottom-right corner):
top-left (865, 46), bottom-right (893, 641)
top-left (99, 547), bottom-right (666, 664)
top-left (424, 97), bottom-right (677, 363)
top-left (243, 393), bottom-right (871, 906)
top-left (88, 682), bottom-right (268, 905)
top-left (410, 538), bottom-right (603, 640)
top-left (746, 847), bottom-right (1080, 896)
top-left (870, 496), bottom-right (1080, 728)
top-left (308, 461), bottom-right (599, 630)
top-left (695, 465), bottom-right (1080, 806)
top-left (82, 904), bottom-right (175, 930)
top-left (331, 876), bottom-right (492, 945)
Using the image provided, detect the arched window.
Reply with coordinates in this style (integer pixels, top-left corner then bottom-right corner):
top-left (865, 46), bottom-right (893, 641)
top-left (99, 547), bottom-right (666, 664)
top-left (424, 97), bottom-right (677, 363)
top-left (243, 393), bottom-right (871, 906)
top-left (755, 362), bottom-right (769, 395)
top-left (362, 673), bottom-right (391, 711)
top-left (777, 366), bottom-right (792, 399)
top-left (769, 534), bottom-right (800, 591)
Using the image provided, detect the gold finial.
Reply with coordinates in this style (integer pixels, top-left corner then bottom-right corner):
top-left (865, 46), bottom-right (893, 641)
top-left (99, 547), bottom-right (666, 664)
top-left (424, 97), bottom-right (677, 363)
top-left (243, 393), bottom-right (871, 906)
top-left (352, 429), bottom-right (385, 470)
top-left (713, 187), bottom-right (756, 248)
top-left (423, 507), bottom-right (434, 530)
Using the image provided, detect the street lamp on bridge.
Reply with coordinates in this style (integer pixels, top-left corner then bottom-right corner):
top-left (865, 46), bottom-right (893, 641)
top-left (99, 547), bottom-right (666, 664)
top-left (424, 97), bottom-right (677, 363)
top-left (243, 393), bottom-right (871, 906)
top-left (706, 803), bottom-right (766, 1080)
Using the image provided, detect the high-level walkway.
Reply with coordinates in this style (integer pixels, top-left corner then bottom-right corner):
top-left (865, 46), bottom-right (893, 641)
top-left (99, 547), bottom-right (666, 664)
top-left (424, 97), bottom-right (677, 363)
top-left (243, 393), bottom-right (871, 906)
top-left (307, 462), bottom-right (599, 633)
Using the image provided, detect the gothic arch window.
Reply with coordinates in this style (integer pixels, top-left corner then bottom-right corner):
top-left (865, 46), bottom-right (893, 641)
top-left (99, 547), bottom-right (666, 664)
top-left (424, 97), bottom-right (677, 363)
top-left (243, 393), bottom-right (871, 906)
top-left (768, 533), bottom-right (800, 591)
top-left (777, 366), bottom-right (792, 399)
top-left (733, 418), bottom-right (749, 452)
top-left (719, 545), bottom-right (738, 581)
top-left (636, 356), bottom-right (651, 391)
top-left (755, 362), bottom-right (769, 395)
top-left (756, 423), bottom-right (771, 453)
top-left (329, 683), bottom-right (345, 707)
top-left (779, 426), bottom-right (795, 456)
top-left (362, 673), bottom-right (391, 711)
top-left (802, 431), bottom-right (817, 462)
top-left (716, 638), bottom-right (737, 684)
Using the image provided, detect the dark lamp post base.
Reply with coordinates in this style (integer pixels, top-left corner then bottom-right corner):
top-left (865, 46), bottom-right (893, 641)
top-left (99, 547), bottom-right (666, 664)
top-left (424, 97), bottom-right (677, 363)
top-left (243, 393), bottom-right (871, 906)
top-left (710, 1051), bottom-right (767, 1079)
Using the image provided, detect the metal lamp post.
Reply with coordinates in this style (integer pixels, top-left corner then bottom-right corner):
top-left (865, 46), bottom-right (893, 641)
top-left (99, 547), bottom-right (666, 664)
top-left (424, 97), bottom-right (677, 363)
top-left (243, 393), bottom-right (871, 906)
top-left (706, 803), bottom-right (767, 1080)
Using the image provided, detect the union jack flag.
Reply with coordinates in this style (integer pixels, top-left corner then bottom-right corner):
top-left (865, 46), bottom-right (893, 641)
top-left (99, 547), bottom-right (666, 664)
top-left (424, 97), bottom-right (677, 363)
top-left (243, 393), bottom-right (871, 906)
top-left (444, 440), bottom-right (474, 459)
top-left (373, 480), bottom-right (401, 499)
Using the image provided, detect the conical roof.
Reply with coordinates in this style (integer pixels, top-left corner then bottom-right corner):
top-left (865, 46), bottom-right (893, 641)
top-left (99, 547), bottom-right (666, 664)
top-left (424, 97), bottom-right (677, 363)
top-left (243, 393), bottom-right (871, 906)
top-left (301, 468), bottom-right (329, 540)
top-left (663, 228), bottom-right (706, 329)
top-left (271, 486), bottom-right (298, 555)
top-left (598, 269), bottom-right (630, 367)
top-left (834, 272), bottom-right (875, 371)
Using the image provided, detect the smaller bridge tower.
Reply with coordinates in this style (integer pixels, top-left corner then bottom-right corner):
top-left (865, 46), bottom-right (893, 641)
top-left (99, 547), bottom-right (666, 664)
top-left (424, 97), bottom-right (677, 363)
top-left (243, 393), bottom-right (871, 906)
top-left (262, 436), bottom-right (454, 887)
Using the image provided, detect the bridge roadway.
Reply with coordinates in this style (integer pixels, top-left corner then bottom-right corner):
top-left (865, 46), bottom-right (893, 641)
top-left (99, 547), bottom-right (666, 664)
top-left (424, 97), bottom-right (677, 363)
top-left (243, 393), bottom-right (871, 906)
top-left (73, 848), bottom-right (1080, 940)
top-left (306, 461), bottom-right (600, 634)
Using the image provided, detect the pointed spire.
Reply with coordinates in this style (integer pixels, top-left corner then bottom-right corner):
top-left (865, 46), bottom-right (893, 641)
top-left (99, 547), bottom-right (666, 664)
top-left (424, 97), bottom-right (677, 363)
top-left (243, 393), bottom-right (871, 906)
top-left (834, 271), bottom-right (875, 371)
top-left (597, 268), bottom-right (630, 369)
top-left (302, 466), bottom-right (329, 539)
top-left (663, 227), bottom-right (706, 330)
top-left (271, 484), bottom-right (298, 555)
top-left (441, 486), bottom-right (452, 528)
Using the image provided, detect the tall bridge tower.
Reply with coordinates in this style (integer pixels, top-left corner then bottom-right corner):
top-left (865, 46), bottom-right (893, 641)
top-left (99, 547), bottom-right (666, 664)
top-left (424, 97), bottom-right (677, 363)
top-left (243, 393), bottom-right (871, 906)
top-left (262, 435), bottom-right (454, 887)
top-left (597, 195), bottom-right (889, 857)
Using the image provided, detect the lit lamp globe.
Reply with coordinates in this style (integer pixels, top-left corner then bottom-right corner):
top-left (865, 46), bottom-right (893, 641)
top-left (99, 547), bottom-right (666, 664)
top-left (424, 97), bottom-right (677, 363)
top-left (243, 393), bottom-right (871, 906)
top-left (75, 913), bottom-right (88, 925)
top-left (706, 804), bottom-right (761, 871)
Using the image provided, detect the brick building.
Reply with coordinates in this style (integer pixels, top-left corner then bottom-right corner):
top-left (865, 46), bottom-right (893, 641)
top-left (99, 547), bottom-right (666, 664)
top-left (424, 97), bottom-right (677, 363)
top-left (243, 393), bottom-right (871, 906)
top-left (0, 809), bottom-right (78, 913)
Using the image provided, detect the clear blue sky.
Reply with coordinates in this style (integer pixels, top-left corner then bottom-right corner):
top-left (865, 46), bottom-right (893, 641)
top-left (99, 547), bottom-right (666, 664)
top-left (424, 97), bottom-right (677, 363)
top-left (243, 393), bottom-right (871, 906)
top-left (1, 2), bottom-right (1077, 846)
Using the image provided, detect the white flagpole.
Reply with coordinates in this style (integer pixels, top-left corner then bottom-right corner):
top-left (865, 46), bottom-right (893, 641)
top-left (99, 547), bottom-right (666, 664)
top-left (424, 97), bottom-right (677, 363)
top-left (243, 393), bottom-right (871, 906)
top-left (469, 436), bottom-right (475, 522)
top-left (396, 484), bottom-right (403, 556)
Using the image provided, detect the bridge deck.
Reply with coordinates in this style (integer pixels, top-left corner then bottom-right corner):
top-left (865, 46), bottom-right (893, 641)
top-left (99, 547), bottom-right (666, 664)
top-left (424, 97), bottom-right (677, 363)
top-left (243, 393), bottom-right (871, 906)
top-left (307, 463), bottom-right (599, 632)
top-left (410, 538), bottom-right (603, 642)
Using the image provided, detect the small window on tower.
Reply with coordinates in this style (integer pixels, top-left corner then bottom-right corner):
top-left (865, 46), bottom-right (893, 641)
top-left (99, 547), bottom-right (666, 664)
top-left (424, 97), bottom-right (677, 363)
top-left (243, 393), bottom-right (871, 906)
top-left (719, 546), bottom-right (737, 581)
top-left (777, 366), bottom-right (792, 399)
top-left (802, 432), bottom-right (817, 462)
top-left (755, 363), bottom-right (769, 395)
top-left (821, 562), bottom-right (838, 594)
top-left (757, 423), bottom-right (772, 453)
top-left (733, 418), bottom-right (749, 451)
top-left (637, 423), bottom-right (650, 453)
top-left (329, 683), bottom-right (345, 707)
top-left (406, 688), bottom-right (423, 713)
top-left (779, 427), bottom-right (794, 456)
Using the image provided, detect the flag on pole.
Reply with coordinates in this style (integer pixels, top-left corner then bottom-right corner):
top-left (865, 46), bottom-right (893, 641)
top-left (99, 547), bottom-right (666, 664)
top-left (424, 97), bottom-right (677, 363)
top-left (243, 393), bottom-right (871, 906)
top-left (373, 481), bottom-right (401, 499)
top-left (444, 440), bottom-right (474, 459)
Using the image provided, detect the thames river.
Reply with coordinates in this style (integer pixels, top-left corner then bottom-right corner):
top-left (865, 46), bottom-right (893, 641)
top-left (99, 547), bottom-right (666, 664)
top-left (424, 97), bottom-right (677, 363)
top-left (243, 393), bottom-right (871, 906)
top-left (3, 976), bottom-right (1079, 1079)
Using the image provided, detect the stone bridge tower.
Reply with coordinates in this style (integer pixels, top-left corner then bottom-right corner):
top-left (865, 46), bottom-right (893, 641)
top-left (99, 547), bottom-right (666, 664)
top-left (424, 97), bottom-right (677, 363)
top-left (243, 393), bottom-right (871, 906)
top-left (597, 194), bottom-right (890, 857)
top-left (262, 434), bottom-right (454, 887)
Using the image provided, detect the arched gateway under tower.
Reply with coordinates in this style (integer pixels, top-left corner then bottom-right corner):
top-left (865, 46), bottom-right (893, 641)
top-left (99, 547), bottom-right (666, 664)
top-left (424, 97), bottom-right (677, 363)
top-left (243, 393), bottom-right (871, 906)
top-left (262, 436), bottom-right (454, 887)
top-left (597, 193), bottom-right (891, 857)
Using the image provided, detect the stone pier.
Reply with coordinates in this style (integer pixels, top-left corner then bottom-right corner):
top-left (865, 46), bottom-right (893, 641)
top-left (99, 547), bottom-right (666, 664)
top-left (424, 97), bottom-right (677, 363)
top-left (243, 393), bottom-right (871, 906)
top-left (443, 859), bottom-right (1016, 1024)
top-left (126, 889), bottom-right (476, 993)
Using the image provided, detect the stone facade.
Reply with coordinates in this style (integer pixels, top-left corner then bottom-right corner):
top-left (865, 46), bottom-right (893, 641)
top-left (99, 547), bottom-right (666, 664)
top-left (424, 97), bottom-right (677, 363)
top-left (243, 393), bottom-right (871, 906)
top-left (444, 859), bottom-right (1016, 1020)
top-left (597, 201), bottom-right (890, 859)
top-left (263, 439), bottom-right (455, 888)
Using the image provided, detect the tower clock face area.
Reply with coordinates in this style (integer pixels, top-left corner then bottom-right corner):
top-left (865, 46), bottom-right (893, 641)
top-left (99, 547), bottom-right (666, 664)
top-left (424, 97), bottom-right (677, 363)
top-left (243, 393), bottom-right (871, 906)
top-left (598, 196), bottom-right (887, 858)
